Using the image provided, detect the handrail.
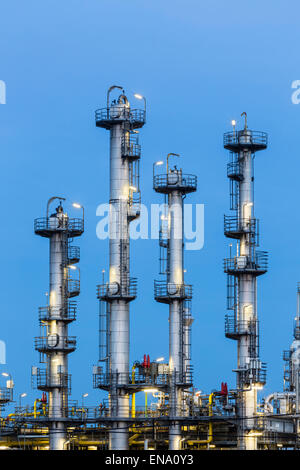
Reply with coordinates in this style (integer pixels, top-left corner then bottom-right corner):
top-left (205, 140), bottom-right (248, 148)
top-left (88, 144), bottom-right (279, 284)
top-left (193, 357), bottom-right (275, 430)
top-left (153, 173), bottom-right (197, 190)
top-left (34, 217), bottom-right (84, 234)
top-left (95, 107), bottom-right (145, 127)
top-left (35, 335), bottom-right (77, 351)
top-left (97, 277), bottom-right (137, 299)
top-left (154, 280), bottom-right (193, 299)
top-left (224, 130), bottom-right (268, 148)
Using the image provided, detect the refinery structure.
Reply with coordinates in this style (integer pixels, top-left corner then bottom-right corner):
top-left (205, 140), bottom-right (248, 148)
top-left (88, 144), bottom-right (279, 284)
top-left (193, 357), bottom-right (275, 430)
top-left (0, 86), bottom-right (300, 451)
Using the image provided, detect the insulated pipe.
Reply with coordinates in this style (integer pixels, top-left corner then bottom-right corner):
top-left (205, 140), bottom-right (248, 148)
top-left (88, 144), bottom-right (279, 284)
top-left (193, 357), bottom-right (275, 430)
top-left (96, 89), bottom-right (145, 451)
top-left (108, 108), bottom-right (130, 451)
top-left (168, 190), bottom-right (183, 450)
top-left (224, 122), bottom-right (268, 451)
top-left (237, 132), bottom-right (257, 450)
top-left (48, 212), bottom-right (68, 450)
top-left (34, 201), bottom-right (83, 451)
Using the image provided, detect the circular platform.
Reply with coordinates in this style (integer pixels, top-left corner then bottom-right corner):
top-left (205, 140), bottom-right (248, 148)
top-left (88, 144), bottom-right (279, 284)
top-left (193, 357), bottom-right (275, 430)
top-left (224, 130), bottom-right (268, 152)
top-left (95, 107), bottom-right (145, 130)
top-left (153, 173), bottom-right (197, 194)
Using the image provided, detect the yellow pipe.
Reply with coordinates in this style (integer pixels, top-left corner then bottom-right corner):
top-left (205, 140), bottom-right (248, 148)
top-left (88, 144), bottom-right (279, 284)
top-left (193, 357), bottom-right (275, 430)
top-left (129, 432), bottom-right (142, 444)
top-left (188, 392), bottom-right (214, 445)
top-left (145, 391), bottom-right (148, 417)
top-left (34, 399), bottom-right (41, 418)
top-left (131, 365), bottom-right (136, 418)
top-left (208, 392), bottom-right (213, 443)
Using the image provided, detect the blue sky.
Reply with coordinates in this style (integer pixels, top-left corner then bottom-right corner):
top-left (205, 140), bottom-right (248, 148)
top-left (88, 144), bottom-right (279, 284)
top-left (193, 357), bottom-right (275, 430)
top-left (0, 0), bottom-right (300, 410)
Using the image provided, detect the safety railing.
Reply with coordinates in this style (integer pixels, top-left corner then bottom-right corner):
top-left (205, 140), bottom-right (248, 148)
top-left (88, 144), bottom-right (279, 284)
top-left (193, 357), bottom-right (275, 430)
top-left (225, 315), bottom-right (257, 339)
top-left (12, 405), bottom-right (104, 421)
top-left (224, 130), bottom-right (268, 149)
top-left (283, 350), bottom-right (291, 362)
top-left (224, 215), bottom-right (258, 238)
top-left (39, 302), bottom-right (77, 322)
top-left (159, 226), bottom-right (169, 248)
top-left (34, 217), bottom-right (84, 237)
top-left (93, 370), bottom-right (194, 389)
top-left (68, 246), bottom-right (80, 264)
top-left (153, 173), bottom-right (197, 193)
top-left (64, 405), bottom-right (109, 420)
top-left (35, 369), bottom-right (71, 393)
top-left (294, 324), bottom-right (300, 340)
top-left (0, 387), bottom-right (12, 403)
top-left (224, 251), bottom-right (268, 275)
top-left (128, 192), bottom-right (141, 218)
top-left (35, 335), bottom-right (77, 353)
top-left (67, 278), bottom-right (80, 297)
top-left (93, 371), bottom-right (170, 389)
top-left (154, 280), bottom-right (193, 302)
top-left (95, 107), bottom-right (145, 129)
top-left (227, 162), bottom-right (243, 180)
top-left (97, 277), bottom-right (137, 301)
top-left (239, 363), bottom-right (267, 386)
top-left (121, 135), bottom-right (141, 159)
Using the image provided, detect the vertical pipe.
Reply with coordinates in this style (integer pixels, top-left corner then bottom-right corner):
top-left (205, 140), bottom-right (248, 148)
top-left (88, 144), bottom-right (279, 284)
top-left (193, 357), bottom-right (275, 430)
top-left (35, 203), bottom-right (83, 451)
top-left (237, 140), bottom-right (257, 449)
top-left (48, 222), bottom-right (67, 450)
top-left (168, 190), bottom-right (183, 450)
top-left (96, 92), bottom-right (145, 451)
top-left (109, 120), bottom-right (130, 450)
top-left (224, 122), bottom-right (267, 451)
top-left (237, 132), bottom-right (261, 450)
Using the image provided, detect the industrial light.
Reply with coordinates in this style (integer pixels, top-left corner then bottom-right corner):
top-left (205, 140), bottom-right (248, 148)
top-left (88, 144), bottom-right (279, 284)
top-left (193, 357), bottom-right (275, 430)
top-left (21, 393), bottom-right (27, 398)
top-left (247, 431), bottom-right (263, 437)
top-left (1, 373), bottom-right (8, 377)
top-left (155, 357), bottom-right (165, 362)
top-left (231, 120), bottom-right (236, 126)
top-left (253, 384), bottom-right (264, 390)
top-left (83, 393), bottom-right (88, 398)
top-left (129, 186), bottom-right (137, 192)
top-left (143, 389), bottom-right (158, 393)
top-left (134, 93), bottom-right (146, 113)
top-left (155, 161), bottom-right (163, 166)
top-left (72, 202), bottom-right (84, 221)
top-left (68, 265), bottom-right (76, 270)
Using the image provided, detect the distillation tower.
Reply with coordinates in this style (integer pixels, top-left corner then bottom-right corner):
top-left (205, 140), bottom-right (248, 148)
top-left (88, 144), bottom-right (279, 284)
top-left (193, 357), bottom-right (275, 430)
top-left (283, 283), bottom-right (300, 413)
top-left (153, 155), bottom-right (197, 449)
top-left (93, 86), bottom-right (145, 450)
top-left (33, 197), bottom-right (84, 450)
top-left (223, 115), bottom-right (268, 450)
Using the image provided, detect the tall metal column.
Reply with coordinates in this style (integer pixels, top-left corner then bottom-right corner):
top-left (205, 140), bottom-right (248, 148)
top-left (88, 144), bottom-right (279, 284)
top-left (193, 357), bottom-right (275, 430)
top-left (34, 198), bottom-right (84, 450)
top-left (94, 87), bottom-right (145, 450)
top-left (223, 115), bottom-right (268, 450)
top-left (283, 284), bottom-right (300, 414)
top-left (154, 158), bottom-right (196, 450)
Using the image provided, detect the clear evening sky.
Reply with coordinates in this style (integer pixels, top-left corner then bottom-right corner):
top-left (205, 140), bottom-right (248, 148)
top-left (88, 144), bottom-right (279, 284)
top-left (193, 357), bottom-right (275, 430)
top-left (0, 0), bottom-right (299, 409)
